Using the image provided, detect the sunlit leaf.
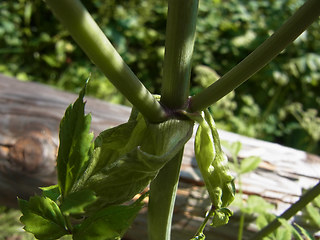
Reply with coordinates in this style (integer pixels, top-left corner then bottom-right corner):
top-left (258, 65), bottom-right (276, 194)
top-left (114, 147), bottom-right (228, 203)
top-left (40, 185), bottom-right (60, 202)
top-left (60, 189), bottom-right (97, 216)
top-left (73, 200), bottom-right (144, 240)
top-left (56, 81), bottom-right (94, 196)
top-left (19, 196), bottom-right (68, 240)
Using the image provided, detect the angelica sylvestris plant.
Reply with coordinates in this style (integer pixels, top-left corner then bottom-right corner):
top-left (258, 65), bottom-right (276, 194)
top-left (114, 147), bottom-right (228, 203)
top-left (18, 0), bottom-right (320, 239)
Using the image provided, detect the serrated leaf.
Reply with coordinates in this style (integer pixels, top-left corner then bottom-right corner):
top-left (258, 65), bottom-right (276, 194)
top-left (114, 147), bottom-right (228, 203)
top-left (19, 196), bottom-right (68, 240)
top-left (40, 185), bottom-right (60, 202)
top-left (73, 201), bottom-right (144, 240)
top-left (60, 189), bottom-right (97, 216)
top-left (239, 156), bottom-right (261, 174)
top-left (56, 82), bottom-right (94, 196)
top-left (74, 111), bottom-right (193, 208)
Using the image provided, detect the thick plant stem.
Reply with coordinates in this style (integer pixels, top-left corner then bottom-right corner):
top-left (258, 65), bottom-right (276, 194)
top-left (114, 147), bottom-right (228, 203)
top-left (250, 181), bottom-right (320, 240)
top-left (188, 0), bottom-right (320, 112)
top-left (148, 150), bottom-right (184, 240)
top-left (45, 0), bottom-right (167, 123)
top-left (161, 0), bottom-right (199, 109)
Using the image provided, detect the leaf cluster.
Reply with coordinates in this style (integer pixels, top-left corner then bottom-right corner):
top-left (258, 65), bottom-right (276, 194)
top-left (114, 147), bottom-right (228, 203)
top-left (19, 84), bottom-right (194, 239)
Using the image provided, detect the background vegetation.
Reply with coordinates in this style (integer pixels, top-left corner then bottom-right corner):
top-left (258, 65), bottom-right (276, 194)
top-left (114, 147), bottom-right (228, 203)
top-left (1, 0), bottom-right (319, 154)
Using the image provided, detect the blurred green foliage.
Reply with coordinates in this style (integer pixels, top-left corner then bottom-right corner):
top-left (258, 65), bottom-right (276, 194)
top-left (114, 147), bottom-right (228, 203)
top-left (0, 0), bottom-right (319, 153)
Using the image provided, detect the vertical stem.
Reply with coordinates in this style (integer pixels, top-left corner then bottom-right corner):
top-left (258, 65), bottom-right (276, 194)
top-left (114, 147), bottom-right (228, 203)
top-left (250, 181), bottom-right (320, 240)
top-left (188, 0), bottom-right (320, 112)
top-left (45, 0), bottom-right (167, 123)
top-left (148, 150), bottom-right (184, 240)
top-left (161, 0), bottom-right (199, 109)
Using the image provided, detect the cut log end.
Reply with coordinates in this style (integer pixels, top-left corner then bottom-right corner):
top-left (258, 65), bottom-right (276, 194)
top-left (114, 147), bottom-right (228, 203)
top-left (8, 128), bottom-right (57, 173)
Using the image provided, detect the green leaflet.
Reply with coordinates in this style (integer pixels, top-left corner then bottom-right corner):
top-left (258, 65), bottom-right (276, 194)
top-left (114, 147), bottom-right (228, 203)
top-left (75, 111), bottom-right (194, 208)
top-left (60, 189), bottom-right (97, 216)
top-left (19, 196), bottom-right (68, 240)
top-left (40, 185), bottom-right (60, 202)
top-left (73, 194), bottom-right (146, 240)
top-left (56, 81), bottom-right (94, 197)
top-left (187, 109), bottom-right (235, 231)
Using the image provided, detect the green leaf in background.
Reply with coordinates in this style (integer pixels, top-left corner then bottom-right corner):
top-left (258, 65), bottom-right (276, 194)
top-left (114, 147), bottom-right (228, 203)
top-left (306, 203), bottom-right (320, 228)
top-left (19, 196), bottom-right (68, 240)
top-left (239, 156), bottom-right (261, 174)
top-left (223, 141), bottom-right (242, 161)
top-left (60, 189), bottom-right (97, 216)
top-left (73, 199), bottom-right (145, 240)
top-left (56, 81), bottom-right (94, 197)
top-left (293, 222), bottom-right (314, 240)
top-left (240, 195), bottom-right (275, 215)
top-left (278, 218), bottom-right (301, 240)
top-left (40, 185), bottom-right (60, 202)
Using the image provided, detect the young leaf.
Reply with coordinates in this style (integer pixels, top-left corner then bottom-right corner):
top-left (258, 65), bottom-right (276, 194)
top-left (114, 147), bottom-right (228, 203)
top-left (56, 81), bottom-right (94, 197)
top-left (73, 200), bottom-right (144, 240)
top-left (211, 208), bottom-right (233, 228)
top-left (191, 110), bottom-right (235, 210)
top-left (74, 111), bottom-right (194, 209)
top-left (60, 189), bottom-right (97, 216)
top-left (19, 196), bottom-right (68, 240)
top-left (40, 185), bottom-right (60, 202)
top-left (239, 156), bottom-right (261, 174)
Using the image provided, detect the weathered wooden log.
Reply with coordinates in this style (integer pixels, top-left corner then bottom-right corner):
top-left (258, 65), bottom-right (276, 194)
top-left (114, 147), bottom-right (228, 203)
top-left (0, 74), bottom-right (319, 239)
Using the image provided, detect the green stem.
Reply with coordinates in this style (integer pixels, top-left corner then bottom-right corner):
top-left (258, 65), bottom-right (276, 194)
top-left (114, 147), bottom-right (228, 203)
top-left (188, 0), bottom-right (320, 112)
top-left (45, 0), bottom-right (167, 123)
top-left (249, 181), bottom-right (320, 240)
top-left (161, 0), bottom-right (199, 109)
top-left (238, 213), bottom-right (245, 240)
top-left (193, 205), bottom-right (215, 238)
top-left (148, 149), bottom-right (184, 240)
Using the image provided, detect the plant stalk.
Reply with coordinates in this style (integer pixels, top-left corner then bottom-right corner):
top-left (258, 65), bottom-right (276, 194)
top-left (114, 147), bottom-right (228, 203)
top-left (161, 0), bottom-right (199, 109)
top-left (148, 149), bottom-right (184, 240)
top-left (250, 181), bottom-right (320, 240)
top-left (188, 0), bottom-right (320, 112)
top-left (45, 0), bottom-right (167, 123)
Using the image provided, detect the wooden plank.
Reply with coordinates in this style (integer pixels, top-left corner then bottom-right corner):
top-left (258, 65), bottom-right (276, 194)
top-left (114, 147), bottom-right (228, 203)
top-left (0, 74), bottom-right (319, 238)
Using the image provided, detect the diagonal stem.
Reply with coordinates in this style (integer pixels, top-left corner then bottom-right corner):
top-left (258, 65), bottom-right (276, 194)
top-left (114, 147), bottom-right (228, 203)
top-left (250, 181), bottom-right (320, 240)
top-left (188, 0), bottom-right (320, 112)
top-left (45, 0), bottom-right (167, 123)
